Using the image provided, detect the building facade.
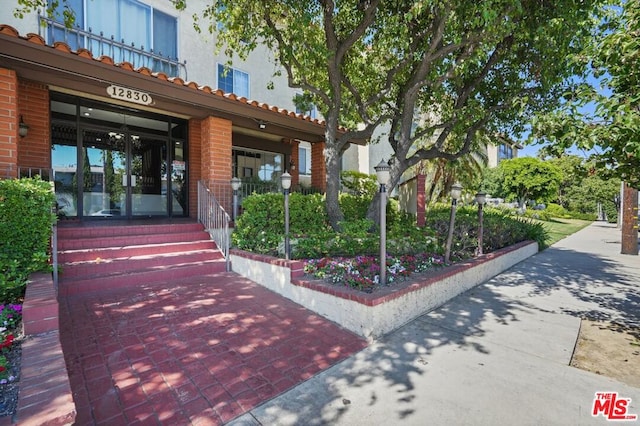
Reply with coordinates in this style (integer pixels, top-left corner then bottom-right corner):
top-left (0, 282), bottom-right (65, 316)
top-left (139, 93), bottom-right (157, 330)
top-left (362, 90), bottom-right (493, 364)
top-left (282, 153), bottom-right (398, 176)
top-left (0, 0), bottom-right (331, 220)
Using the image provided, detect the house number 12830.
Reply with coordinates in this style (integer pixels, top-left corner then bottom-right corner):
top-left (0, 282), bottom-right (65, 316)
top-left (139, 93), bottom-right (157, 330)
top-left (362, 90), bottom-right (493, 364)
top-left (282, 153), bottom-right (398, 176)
top-left (107, 85), bottom-right (153, 106)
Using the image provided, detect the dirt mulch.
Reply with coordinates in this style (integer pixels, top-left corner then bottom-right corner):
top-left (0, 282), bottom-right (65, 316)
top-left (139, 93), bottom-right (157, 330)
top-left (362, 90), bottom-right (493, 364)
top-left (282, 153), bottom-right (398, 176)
top-left (570, 320), bottom-right (640, 388)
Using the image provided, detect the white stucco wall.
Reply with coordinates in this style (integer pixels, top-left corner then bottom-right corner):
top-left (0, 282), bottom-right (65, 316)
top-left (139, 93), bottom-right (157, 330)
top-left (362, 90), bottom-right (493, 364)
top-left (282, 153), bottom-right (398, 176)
top-left (1, 1), bottom-right (303, 113)
top-left (231, 241), bottom-right (538, 341)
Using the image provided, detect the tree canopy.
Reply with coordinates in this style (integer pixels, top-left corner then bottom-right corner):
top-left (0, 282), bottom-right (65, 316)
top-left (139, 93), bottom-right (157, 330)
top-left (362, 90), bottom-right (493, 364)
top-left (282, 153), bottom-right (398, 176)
top-left (496, 157), bottom-right (562, 207)
top-left (14, 0), bottom-right (609, 226)
top-left (174, 0), bottom-right (605, 228)
top-left (529, 0), bottom-right (640, 187)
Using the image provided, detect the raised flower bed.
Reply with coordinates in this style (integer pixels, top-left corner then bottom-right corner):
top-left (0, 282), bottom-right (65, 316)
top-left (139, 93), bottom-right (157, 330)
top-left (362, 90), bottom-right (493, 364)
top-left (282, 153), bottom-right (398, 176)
top-left (230, 240), bottom-right (539, 341)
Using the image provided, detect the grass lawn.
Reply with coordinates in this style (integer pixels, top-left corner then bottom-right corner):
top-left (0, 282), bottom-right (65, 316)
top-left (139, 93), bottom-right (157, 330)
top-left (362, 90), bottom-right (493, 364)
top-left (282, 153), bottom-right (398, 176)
top-left (539, 218), bottom-right (594, 248)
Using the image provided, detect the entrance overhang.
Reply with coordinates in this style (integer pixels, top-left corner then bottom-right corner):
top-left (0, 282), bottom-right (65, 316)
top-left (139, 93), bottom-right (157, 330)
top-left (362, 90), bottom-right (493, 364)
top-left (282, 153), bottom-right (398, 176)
top-left (0, 26), bottom-right (366, 145)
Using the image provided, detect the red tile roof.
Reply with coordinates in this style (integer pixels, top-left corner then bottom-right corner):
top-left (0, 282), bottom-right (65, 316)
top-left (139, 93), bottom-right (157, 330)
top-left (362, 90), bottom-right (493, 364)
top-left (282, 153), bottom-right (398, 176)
top-left (0, 24), bottom-right (331, 128)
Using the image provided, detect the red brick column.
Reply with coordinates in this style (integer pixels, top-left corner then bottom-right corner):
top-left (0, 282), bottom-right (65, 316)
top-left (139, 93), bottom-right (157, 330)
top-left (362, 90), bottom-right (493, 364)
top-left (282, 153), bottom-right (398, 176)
top-left (417, 174), bottom-right (426, 227)
top-left (311, 141), bottom-right (326, 192)
top-left (200, 116), bottom-right (233, 211)
top-left (0, 68), bottom-right (19, 179)
top-left (17, 80), bottom-right (50, 171)
top-left (285, 138), bottom-right (300, 187)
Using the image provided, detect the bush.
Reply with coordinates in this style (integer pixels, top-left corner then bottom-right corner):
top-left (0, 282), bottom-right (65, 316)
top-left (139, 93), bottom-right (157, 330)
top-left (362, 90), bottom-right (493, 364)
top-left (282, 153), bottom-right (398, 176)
top-left (232, 192), bottom-right (330, 255)
top-left (234, 193), bottom-right (542, 261)
top-left (545, 203), bottom-right (570, 218)
top-left (424, 205), bottom-right (548, 260)
top-left (0, 177), bottom-right (56, 302)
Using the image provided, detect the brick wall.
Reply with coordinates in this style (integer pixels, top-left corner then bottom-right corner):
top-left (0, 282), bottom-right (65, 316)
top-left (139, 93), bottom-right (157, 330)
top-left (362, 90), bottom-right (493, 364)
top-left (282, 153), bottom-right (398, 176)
top-left (17, 80), bottom-right (50, 171)
top-left (199, 116), bottom-right (233, 212)
top-left (311, 141), bottom-right (326, 192)
top-left (284, 138), bottom-right (299, 187)
top-left (0, 68), bottom-right (18, 179)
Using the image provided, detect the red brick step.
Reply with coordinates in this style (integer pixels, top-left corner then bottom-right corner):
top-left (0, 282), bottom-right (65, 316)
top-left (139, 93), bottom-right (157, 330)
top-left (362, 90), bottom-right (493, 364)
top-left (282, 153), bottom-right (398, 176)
top-left (57, 221), bottom-right (228, 296)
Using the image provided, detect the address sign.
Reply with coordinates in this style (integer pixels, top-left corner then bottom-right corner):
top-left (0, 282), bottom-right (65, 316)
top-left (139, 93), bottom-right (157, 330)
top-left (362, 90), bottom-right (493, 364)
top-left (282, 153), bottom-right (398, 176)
top-left (107, 85), bottom-right (153, 106)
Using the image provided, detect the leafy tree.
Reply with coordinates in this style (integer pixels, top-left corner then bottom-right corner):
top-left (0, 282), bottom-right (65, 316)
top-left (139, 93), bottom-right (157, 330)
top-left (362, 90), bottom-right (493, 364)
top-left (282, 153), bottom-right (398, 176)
top-left (530, 0), bottom-right (640, 187)
top-left (546, 154), bottom-right (589, 208)
top-left (481, 166), bottom-right (505, 200)
top-left (15, 0), bottom-right (605, 227)
top-left (498, 157), bottom-right (562, 207)
top-left (565, 173), bottom-right (620, 221)
top-left (167, 0), bottom-right (603, 229)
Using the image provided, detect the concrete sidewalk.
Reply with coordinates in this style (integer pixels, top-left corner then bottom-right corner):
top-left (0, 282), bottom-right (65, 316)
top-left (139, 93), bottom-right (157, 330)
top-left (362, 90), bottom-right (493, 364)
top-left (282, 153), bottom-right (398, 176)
top-left (231, 222), bottom-right (640, 425)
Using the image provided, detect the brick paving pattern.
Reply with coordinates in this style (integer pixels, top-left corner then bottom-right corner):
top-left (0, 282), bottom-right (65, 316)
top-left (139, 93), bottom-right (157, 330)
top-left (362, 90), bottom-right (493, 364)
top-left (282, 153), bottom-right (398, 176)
top-left (59, 272), bottom-right (368, 425)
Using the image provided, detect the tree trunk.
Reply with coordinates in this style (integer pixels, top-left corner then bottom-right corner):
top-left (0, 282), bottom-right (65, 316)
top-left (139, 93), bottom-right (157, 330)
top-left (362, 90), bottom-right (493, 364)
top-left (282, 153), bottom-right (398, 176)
top-left (325, 143), bottom-right (344, 230)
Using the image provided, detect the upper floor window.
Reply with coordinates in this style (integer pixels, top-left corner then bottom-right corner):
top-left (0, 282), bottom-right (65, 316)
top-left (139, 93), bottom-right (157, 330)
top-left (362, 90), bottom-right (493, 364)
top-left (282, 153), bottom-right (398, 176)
top-left (45, 0), bottom-right (180, 76)
top-left (217, 65), bottom-right (249, 98)
top-left (498, 143), bottom-right (514, 161)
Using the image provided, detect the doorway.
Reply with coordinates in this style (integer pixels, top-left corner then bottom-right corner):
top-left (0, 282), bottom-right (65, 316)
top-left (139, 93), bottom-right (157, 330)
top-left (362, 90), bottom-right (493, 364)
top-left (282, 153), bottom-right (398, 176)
top-left (51, 95), bottom-right (188, 219)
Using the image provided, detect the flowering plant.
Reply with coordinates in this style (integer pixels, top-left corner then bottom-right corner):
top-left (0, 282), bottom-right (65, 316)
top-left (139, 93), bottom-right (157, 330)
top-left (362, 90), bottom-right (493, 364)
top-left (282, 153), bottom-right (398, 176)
top-left (0, 304), bottom-right (22, 330)
top-left (304, 253), bottom-right (444, 292)
top-left (0, 304), bottom-right (21, 384)
top-left (0, 355), bottom-right (15, 383)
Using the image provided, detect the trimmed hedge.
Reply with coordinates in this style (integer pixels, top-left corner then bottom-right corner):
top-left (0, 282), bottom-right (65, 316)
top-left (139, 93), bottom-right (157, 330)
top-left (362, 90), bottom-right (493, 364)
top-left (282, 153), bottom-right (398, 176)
top-left (0, 177), bottom-right (56, 302)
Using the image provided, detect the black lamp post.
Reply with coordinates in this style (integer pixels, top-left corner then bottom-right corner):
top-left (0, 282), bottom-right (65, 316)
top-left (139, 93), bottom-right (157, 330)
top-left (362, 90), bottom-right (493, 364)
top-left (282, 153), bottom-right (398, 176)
top-left (230, 177), bottom-right (241, 221)
top-left (374, 159), bottom-right (391, 285)
top-left (475, 191), bottom-right (486, 256)
top-left (281, 171), bottom-right (292, 260)
top-left (444, 183), bottom-right (463, 264)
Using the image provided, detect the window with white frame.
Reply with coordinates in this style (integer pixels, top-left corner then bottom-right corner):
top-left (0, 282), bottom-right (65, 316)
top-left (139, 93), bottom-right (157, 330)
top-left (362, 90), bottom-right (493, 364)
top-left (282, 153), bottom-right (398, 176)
top-left (217, 65), bottom-right (249, 98)
top-left (47, 0), bottom-right (178, 75)
top-left (298, 145), bottom-right (311, 175)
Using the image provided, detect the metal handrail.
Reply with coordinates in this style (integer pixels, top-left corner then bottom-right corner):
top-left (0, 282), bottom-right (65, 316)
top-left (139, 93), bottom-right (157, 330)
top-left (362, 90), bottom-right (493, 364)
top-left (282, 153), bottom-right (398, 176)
top-left (198, 180), bottom-right (231, 272)
top-left (38, 14), bottom-right (187, 80)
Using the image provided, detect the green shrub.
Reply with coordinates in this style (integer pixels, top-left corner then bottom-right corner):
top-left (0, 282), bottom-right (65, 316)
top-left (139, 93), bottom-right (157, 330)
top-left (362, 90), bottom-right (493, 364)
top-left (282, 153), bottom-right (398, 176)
top-left (425, 205), bottom-right (548, 260)
top-left (545, 203), bottom-right (570, 218)
top-left (567, 211), bottom-right (598, 221)
top-left (232, 192), bottom-right (330, 255)
top-left (340, 171), bottom-right (377, 197)
top-left (0, 177), bottom-right (56, 302)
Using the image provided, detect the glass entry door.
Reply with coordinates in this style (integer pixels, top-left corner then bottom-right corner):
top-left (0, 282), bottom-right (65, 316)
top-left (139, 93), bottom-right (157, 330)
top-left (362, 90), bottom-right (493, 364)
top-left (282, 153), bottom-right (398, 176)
top-left (130, 135), bottom-right (167, 217)
top-left (82, 130), bottom-right (127, 218)
top-left (81, 130), bottom-right (168, 218)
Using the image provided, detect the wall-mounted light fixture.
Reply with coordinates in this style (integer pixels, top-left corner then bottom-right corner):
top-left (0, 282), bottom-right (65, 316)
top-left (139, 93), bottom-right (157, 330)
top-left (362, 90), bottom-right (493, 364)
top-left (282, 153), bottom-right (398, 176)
top-left (18, 115), bottom-right (29, 138)
top-left (257, 120), bottom-right (267, 130)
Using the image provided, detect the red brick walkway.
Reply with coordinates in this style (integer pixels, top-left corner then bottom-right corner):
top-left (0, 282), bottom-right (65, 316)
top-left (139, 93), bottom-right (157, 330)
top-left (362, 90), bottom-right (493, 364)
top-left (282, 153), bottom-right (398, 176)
top-left (59, 272), bottom-right (368, 425)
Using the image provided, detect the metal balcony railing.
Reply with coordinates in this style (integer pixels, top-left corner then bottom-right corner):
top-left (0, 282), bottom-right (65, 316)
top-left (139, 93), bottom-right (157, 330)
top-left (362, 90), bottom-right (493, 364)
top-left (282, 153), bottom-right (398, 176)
top-left (38, 14), bottom-right (187, 80)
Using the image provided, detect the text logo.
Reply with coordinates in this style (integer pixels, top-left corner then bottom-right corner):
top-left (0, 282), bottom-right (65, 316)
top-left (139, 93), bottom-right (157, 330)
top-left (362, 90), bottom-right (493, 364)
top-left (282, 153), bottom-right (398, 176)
top-left (592, 392), bottom-right (638, 421)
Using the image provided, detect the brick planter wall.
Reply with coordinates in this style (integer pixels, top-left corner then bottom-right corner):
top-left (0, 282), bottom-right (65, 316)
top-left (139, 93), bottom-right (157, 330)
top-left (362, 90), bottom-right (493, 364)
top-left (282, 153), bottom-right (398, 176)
top-left (12, 272), bottom-right (76, 426)
top-left (230, 241), bottom-right (538, 341)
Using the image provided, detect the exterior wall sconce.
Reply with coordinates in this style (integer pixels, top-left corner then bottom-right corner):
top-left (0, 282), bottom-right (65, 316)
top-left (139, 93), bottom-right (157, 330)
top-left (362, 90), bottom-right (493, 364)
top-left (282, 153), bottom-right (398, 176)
top-left (374, 159), bottom-right (391, 285)
top-left (18, 115), bottom-right (29, 138)
top-left (444, 182), bottom-right (463, 263)
top-left (257, 120), bottom-right (267, 130)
